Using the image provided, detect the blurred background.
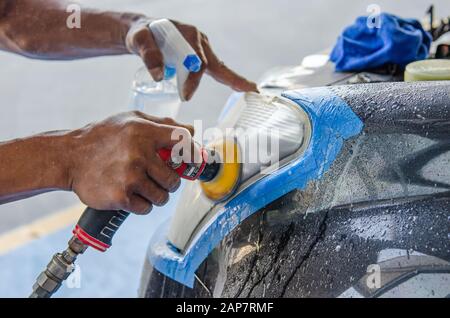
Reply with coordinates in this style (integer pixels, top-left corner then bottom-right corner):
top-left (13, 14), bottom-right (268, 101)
top-left (0, 0), bottom-right (449, 297)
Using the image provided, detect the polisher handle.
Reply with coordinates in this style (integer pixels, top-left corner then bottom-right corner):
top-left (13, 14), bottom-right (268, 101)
top-left (72, 147), bottom-right (207, 252)
top-left (158, 147), bottom-right (208, 180)
top-left (73, 207), bottom-right (130, 252)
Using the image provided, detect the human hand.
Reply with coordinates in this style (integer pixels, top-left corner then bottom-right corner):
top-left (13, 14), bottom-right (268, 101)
top-left (126, 18), bottom-right (258, 100)
top-left (69, 111), bottom-right (194, 215)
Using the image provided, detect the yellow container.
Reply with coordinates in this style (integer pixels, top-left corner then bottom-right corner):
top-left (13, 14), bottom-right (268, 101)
top-left (404, 59), bottom-right (450, 81)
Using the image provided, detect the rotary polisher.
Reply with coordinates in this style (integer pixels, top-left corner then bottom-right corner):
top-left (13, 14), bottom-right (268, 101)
top-left (30, 141), bottom-right (242, 298)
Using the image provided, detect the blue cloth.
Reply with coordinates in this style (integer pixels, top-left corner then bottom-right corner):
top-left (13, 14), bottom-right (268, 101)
top-left (330, 13), bottom-right (432, 71)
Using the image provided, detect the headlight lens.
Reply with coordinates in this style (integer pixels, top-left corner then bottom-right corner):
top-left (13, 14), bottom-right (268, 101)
top-left (167, 92), bottom-right (311, 252)
top-left (231, 92), bottom-right (311, 182)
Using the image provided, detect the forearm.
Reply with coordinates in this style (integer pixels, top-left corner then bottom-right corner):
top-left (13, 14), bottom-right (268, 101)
top-left (0, 131), bottom-right (73, 204)
top-left (0, 0), bottom-right (143, 59)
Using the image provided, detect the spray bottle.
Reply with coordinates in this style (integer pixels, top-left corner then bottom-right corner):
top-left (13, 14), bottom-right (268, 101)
top-left (130, 19), bottom-right (202, 117)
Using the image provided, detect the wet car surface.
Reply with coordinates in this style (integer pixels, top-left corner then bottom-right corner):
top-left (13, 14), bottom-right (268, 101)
top-left (140, 61), bottom-right (450, 298)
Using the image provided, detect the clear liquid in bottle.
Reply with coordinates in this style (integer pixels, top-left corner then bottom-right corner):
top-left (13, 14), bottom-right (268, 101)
top-left (130, 66), bottom-right (181, 118)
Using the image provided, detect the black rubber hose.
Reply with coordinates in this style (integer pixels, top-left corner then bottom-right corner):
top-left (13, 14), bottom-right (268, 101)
top-left (330, 81), bottom-right (450, 136)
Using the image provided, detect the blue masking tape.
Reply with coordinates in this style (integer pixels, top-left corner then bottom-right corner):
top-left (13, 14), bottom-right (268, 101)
top-left (148, 87), bottom-right (364, 287)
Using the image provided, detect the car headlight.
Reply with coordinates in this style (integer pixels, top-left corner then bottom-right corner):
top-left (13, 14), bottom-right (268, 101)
top-left (149, 87), bottom-right (363, 288)
top-left (167, 92), bottom-right (311, 252)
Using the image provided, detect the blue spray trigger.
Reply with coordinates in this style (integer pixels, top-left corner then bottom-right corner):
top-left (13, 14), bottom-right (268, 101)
top-left (164, 66), bottom-right (177, 80)
top-left (163, 55), bottom-right (200, 80)
top-left (183, 54), bottom-right (202, 73)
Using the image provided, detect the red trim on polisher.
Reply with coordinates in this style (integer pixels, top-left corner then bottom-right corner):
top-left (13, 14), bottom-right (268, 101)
top-left (73, 224), bottom-right (110, 252)
top-left (179, 148), bottom-right (208, 180)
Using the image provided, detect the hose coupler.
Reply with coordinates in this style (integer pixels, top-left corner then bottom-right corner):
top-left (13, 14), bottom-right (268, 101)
top-left (29, 236), bottom-right (87, 298)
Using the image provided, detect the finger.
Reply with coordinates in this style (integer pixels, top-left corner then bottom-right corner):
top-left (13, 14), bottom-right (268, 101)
top-left (154, 124), bottom-right (194, 149)
top-left (182, 33), bottom-right (208, 101)
top-left (183, 68), bottom-right (205, 101)
top-left (153, 124), bottom-right (200, 168)
top-left (127, 194), bottom-right (153, 215)
top-left (170, 20), bottom-right (208, 65)
top-left (135, 30), bottom-right (165, 81)
top-left (136, 177), bottom-right (170, 206)
top-left (132, 111), bottom-right (195, 136)
top-left (202, 37), bottom-right (258, 92)
top-left (158, 119), bottom-right (195, 136)
top-left (163, 119), bottom-right (195, 137)
top-left (147, 153), bottom-right (181, 192)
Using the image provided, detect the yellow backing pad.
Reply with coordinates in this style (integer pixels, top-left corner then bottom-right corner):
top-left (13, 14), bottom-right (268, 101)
top-left (200, 139), bottom-right (241, 202)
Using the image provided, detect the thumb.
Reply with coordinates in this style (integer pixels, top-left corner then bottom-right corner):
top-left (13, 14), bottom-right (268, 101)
top-left (129, 26), bottom-right (165, 81)
top-left (155, 124), bottom-right (200, 164)
top-left (155, 124), bottom-right (194, 149)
